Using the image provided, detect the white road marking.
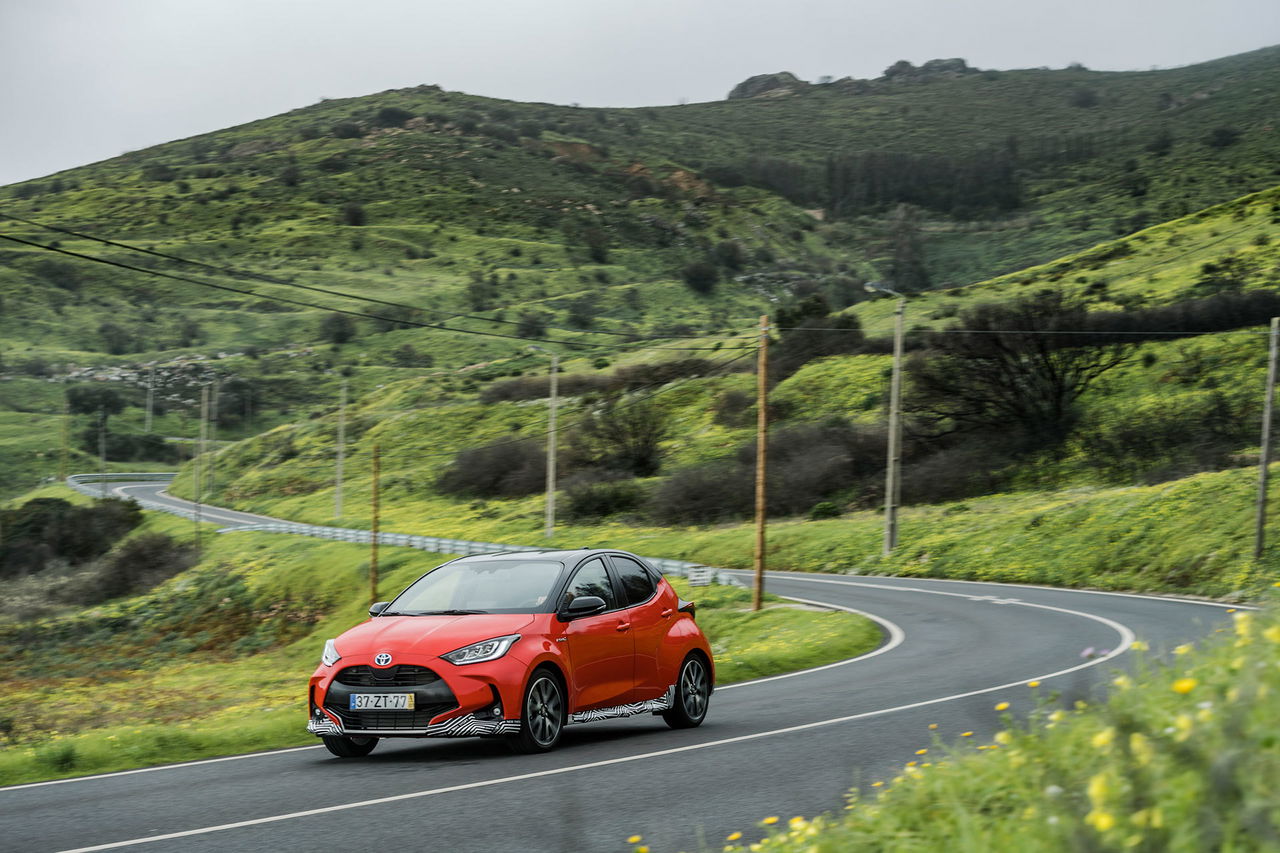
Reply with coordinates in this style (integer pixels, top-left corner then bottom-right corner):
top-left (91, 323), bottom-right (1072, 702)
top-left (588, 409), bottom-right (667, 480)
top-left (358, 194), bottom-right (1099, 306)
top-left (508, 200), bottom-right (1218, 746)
top-left (49, 593), bottom-right (1134, 852)
top-left (0, 746), bottom-right (325, 792)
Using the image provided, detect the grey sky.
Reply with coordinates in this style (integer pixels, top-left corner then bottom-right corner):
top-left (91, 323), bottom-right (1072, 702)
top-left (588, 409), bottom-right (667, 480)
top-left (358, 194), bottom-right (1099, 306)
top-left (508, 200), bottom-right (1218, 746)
top-left (1, 0), bottom-right (1276, 186)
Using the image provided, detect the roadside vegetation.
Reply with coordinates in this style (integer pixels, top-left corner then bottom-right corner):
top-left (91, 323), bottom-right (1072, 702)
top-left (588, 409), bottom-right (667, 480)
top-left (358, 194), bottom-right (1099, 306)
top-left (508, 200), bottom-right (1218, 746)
top-left (698, 595), bottom-right (1280, 853)
top-left (0, 489), bottom-right (879, 786)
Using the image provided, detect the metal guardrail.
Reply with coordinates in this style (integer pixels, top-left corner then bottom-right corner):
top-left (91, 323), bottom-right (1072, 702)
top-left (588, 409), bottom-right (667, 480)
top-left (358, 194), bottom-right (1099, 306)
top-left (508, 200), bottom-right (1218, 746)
top-left (66, 473), bottom-right (739, 585)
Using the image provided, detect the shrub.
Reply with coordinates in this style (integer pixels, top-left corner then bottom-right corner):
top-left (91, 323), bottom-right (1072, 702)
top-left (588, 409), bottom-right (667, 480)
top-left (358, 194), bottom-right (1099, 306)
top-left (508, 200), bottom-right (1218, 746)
top-left (340, 202), bottom-right (366, 226)
top-left (141, 163), bottom-right (177, 182)
top-left (331, 122), bottom-right (363, 139)
top-left (809, 501), bottom-right (841, 520)
top-left (319, 313), bottom-right (356, 344)
top-left (681, 261), bottom-right (718, 294)
top-left (435, 440), bottom-right (546, 498)
top-left (373, 107), bottom-right (414, 128)
top-left (649, 462), bottom-right (753, 525)
top-left (1205, 126), bottom-right (1242, 149)
top-left (63, 533), bottom-right (198, 604)
top-left (564, 477), bottom-right (645, 521)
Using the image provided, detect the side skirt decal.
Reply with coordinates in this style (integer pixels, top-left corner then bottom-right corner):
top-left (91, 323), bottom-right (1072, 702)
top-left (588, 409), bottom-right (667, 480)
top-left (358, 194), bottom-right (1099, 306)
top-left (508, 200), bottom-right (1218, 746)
top-left (569, 685), bottom-right (674, 724)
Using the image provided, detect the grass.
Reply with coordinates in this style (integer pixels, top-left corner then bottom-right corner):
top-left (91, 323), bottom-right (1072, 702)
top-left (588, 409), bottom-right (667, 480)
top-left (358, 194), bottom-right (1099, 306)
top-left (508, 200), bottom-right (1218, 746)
top-left (703, 594), bottom-right (1280, 853)
top-left (0, 493), bottom-right (880, 786)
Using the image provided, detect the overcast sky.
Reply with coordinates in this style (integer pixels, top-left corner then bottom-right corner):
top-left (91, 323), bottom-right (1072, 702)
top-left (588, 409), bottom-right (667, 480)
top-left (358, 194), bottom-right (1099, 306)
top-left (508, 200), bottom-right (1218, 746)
top-left (1, 0), bottom-right (1276, 186)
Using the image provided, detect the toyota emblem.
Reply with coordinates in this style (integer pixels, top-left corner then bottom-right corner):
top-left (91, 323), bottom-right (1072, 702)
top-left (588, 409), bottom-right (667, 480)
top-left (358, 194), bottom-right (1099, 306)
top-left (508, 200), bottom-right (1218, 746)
top-left (374, 653), bottom-right (393, 667)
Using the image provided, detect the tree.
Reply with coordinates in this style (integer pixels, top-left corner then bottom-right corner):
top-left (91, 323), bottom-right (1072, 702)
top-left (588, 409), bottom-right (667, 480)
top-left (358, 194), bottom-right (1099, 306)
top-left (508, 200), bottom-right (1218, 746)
top-left (772, 292), bottom-right (864, 379)
top-left (98, 322), bottom-right (135, 355)
top-left (340, 202), bottom-right (366, 226)
top-left (319, 313), bottom-right (356, 344)
top-left (66, 385), bottom-right (125, 421)
top-left (374, 106), bottom-right (414, 128)
top-left (569, 397), bottom-right (671, 477)
top-left (681, 261), bottom-right (718, 294)
top-left (906, 291), bottom-right (1133, 447)
top-left (517, 311), bottom-right (549, 338)
top-left (1206, 127), bottom-right (1242, 149)
top-left (887, 204), bottom-right (930, 292)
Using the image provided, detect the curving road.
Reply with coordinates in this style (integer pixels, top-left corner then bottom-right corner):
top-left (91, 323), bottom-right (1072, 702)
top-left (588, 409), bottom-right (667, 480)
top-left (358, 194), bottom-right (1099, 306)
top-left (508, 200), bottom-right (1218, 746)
top-left (1, 482), bottom-right (1239, 852)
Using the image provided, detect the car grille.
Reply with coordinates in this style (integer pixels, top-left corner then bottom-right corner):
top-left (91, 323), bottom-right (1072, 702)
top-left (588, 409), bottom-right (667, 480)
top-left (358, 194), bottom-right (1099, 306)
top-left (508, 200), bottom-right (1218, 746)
top-left (324, 704), bottom-right (457, 731)
top-left (335, 665), bottom-right (440, 687)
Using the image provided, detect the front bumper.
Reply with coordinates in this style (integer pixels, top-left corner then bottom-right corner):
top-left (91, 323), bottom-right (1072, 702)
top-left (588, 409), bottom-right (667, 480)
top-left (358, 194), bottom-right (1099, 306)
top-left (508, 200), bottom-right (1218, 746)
top-left (309, 658), bottom-right (526, 738)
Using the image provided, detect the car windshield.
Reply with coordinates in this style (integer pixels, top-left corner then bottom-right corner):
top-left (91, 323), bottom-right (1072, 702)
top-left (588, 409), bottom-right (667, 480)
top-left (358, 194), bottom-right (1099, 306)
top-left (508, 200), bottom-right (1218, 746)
top-left (385, 559), bottom-right (564, 614)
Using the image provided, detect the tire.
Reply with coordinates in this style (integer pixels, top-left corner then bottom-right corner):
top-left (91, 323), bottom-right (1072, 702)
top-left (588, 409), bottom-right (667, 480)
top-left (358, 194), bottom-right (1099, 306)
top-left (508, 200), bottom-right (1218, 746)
top-left (321, 735), bottom-right (379, 757)
top-left (509, 669), bottom-right (565, 754)
top-left (662, 654), bottom-right (711, 729)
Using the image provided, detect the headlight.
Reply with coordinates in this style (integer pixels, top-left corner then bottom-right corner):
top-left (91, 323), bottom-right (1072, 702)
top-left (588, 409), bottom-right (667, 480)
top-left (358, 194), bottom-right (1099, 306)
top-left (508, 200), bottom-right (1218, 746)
top-left (321, 639), bottom-right (342, 667)
top-left (441, 634), bottom-right (520, 665)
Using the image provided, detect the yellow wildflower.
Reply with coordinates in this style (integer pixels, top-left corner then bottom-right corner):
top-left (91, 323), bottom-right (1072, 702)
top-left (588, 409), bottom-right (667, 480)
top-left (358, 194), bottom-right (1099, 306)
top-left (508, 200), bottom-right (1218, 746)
top-left (870, 781), bottom-right (883, 788)
top-left (762, 816), bottom-right (779, 825)
top-left (994, 730), bottom-right (1012, 745)
top-left (1234, 612), bottom-right (1253, 638)
top-left (627, 836), bottom-right (642, 844)
top-left (1129, 732), bottom-right (1153, 766)
top-left (1172, 677), bottom-right (1197, 694)
top-left (727, 832), bottom-right (742, 841)
top-left (995, 701), bottom-right (1010, 711)
top-left (961, 731), bottom-right (974, 737)
top-left (788, 817), bottom-right (806, 828)
top-left (915, 748), bottom-right (928, 755)
top-left (1048, 710), bottom-right (1066, 723)
top-left (1173, 644), bottom-right (1192, 655)
top-left (1112, 674), bottom-right (1133, 689)
top-left (928, 723), bottom-right (938, 730)
top-left (1087, 811), bottom-right (1117, 832)
top-left (1091, 727), bottom-right (1115, 749)
top-left (1087, 772), bottom-right (1111, 807)
top-left (1173, 713), bottom-right (1193, 742)
top-left (1129, 640), bottom-right (1148, 651)
top-left (1028, 680), bottom-right (1041, 687)
top-left (1263, 625), bottom-right (1280, 644)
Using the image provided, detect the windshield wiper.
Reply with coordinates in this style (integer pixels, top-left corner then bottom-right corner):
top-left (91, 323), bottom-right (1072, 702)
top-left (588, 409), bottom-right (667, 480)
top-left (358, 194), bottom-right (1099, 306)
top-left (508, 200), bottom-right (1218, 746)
top-left (415, 609), bottom-right (489, 615)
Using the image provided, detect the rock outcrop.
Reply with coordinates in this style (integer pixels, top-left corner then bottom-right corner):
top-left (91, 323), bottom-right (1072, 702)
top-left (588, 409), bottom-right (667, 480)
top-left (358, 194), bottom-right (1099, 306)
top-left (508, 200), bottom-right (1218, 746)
top-left (727, 72), bottom-right (809, 100)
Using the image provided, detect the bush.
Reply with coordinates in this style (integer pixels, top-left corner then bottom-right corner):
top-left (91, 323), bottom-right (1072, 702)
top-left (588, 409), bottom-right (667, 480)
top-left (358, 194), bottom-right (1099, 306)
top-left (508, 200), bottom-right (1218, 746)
top-left (681, 261), bottom-right (718, 294)
top-left (1205, 126), bottom-right (1242, 149)
top-left (340, 202), bottom-right (366, 226)
top-left (331, 122), bottom-right (363, 139)
top-left (319, 313), bottom-right (357, 344)
top-left (809, 501), bottom-right (841, 520)
top-left (0, 498), bottom-right (143, 578)
top-left (435, 440), bottom-right (546, 498)
top-left (649, 462), bottom-right (753, 525)
top-left (373, 107), bottom-right (414, 128)
top-left (564, 477), bottom-right (645, 521)
top-left (62, 533), bottom-right (198, 604)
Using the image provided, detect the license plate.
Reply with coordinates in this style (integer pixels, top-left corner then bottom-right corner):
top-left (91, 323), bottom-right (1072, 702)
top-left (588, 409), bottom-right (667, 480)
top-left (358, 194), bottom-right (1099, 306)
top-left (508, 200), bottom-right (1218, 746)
top-left (349, 693), bottom-right (415, 710)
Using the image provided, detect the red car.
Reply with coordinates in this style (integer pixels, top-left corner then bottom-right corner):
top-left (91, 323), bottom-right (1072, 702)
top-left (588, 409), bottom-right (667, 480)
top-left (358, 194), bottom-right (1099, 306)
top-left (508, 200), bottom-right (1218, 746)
top-left (308, 549), bottom-right (714, 756)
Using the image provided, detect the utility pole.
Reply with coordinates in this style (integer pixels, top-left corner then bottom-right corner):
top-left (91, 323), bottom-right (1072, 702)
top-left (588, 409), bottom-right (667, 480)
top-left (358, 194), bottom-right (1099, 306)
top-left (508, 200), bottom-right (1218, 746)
top-left (208, 379), bottom-right (220, 497)
top-left (528, 346), bottom-right (559, 539)
top-left (752, 314), bottom-right (769, 612)
top-left (866, 282), bottom-right (906, 557)
top-left (59, 394), bottom-right (69, 481)
top-left (196, 386), bottom-right (209, 559)
top-left (370, 442), bottom-right (381, 606)
top-left (1254, 317), bottom-right (1279, 560)
top-left (144, 365), bottom-right (155, 434)
top-left (335, 380), bottom-right (347, 521)
top-left (98, 408), bottom-right (108, 499)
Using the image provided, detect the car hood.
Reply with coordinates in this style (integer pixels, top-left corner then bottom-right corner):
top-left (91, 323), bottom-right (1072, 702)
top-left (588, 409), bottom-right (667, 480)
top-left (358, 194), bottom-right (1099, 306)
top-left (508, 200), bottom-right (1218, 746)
top-left (335, 613), bottom-right (536, 658)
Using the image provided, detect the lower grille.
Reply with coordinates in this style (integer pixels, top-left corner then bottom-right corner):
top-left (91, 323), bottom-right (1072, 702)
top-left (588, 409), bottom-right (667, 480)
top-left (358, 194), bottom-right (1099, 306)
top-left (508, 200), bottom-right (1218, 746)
top-left (324, 703), bottom-right (457, 731)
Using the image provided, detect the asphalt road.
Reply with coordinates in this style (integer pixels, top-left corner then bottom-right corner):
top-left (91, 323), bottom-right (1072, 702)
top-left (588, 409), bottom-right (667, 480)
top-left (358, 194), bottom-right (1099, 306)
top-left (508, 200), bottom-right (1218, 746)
top-left (0, 483), bottom-right (1239, 852)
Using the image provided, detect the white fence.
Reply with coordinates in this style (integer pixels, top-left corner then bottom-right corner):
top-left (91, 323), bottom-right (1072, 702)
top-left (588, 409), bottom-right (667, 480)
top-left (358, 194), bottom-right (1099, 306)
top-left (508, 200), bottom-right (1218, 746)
top-left (65, 473), bottom-right (739, 585)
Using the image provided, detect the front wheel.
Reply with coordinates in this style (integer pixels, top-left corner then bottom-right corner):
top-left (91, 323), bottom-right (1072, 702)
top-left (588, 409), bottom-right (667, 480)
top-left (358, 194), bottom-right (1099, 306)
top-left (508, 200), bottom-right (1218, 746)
top-left (510, 669), bottom-right (565, 754)
top-left (662, 654), bottom-right (711, 729)
top-left (321, 735), bottom-right (379, 757)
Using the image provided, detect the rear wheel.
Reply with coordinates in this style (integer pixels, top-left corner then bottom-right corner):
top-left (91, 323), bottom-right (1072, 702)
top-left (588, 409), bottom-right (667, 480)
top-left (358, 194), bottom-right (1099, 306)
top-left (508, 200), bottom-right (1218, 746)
top-left (510, 669), bottom-right (565, 753)
top-left (321, 735), bottom-right (379, 757)
top-left (662, 654), bottom-right (710, 729)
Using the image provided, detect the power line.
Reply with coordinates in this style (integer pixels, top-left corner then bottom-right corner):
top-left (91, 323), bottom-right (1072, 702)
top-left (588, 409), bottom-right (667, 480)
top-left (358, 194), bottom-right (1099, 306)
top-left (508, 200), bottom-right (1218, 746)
top-left (0, 232), bottom-right (755, 352)
top-left (0, 208), bottom-right (754, 343)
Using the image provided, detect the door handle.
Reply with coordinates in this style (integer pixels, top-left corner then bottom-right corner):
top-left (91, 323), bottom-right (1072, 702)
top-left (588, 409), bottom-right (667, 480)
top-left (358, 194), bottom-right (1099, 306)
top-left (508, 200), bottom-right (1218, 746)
top-left (616, 622), bottom-right (631, 632)
top-left (660, 609), bottom-right (673, 618)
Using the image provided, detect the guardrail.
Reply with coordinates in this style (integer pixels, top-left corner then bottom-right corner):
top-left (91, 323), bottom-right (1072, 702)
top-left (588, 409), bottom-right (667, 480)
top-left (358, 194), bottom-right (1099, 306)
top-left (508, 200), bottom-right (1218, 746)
top-left (65, 473), bottom-right (733, 585)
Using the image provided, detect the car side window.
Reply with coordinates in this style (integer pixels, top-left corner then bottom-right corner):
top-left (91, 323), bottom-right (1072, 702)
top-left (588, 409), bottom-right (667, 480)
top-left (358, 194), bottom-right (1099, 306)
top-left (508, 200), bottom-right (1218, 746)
top-left (611, 555), bottom-right (657, 607)
top-left (563, 558), bottom-right (617, 611)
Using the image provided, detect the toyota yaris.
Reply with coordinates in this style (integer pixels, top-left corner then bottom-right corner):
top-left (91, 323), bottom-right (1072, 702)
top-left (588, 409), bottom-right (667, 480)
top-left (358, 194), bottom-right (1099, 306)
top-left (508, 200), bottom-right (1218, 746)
top-left (308, 549), bottom-right (714, 757)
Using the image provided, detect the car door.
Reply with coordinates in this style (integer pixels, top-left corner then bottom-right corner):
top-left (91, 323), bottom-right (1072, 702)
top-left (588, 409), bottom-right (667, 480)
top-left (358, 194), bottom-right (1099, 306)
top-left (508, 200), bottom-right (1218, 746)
top-left (608, 554), bottom-right (668, 703)
top-left (560, 557), bottom-right (634, 711)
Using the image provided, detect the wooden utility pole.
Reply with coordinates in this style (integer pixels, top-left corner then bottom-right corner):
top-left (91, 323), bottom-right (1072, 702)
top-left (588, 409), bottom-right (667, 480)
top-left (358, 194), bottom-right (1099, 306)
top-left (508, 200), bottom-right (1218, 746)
top-left (752, 314), bottom-right (769, 611)
top-left (208, 379), bottom-right (220, 497)
top-left (370, 442), bottom-right (381, 606)
top-left (196, 386), bottom-right (209, 559)
top-left (544, 352), bottom-right (559, 539)
top-left (1254, 317), bottom-right (1279, 560)
top-left (98, 409), bottom-right (108, 499)
top-left (335, 380), bottom-right (347, 521)
top-left (144, 365), bottom-right (155, 434)
top-left (59, 394), bottom-right (69, 481)
top-left (883, 296), bottom-right (906, 556)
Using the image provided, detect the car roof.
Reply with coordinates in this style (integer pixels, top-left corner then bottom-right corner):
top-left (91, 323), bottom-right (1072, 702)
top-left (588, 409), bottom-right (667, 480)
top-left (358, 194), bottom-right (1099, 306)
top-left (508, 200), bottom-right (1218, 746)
top-left (457, 548), bottom-right (631, 564)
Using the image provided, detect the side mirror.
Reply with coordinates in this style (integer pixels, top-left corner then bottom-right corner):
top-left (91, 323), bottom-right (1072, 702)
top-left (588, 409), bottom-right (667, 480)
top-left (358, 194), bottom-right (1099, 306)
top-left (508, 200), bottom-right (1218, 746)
top-left (369, 601), bottom-right (391, 618)
top-left (560, 595), bottom-right (607, 620)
